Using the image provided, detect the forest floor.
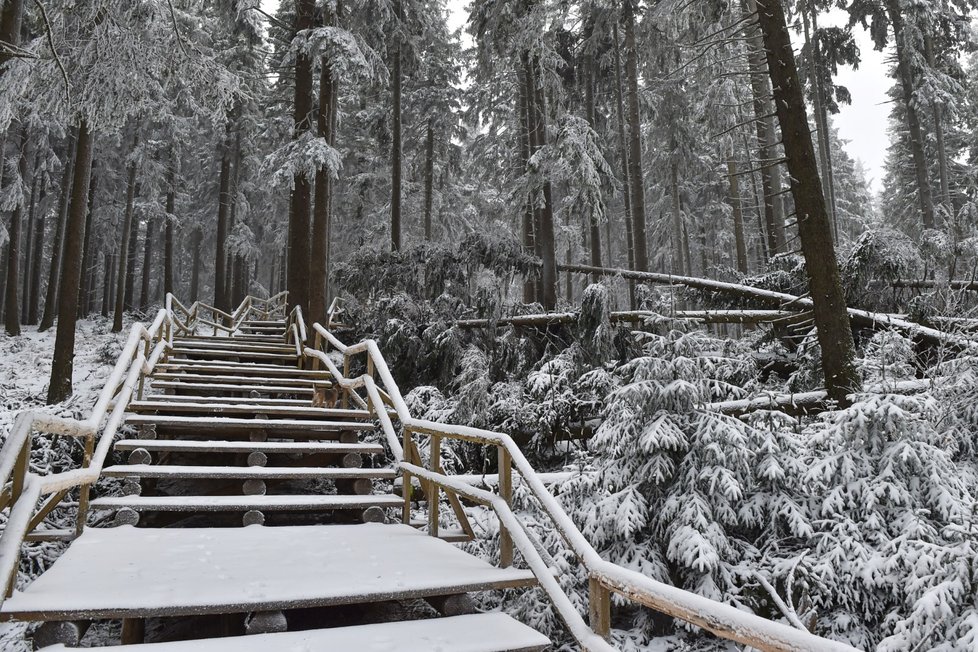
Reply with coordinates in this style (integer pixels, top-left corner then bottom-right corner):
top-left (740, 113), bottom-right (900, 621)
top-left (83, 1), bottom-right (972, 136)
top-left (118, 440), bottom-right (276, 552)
top-left (0, 316), bottom-right (125, 650)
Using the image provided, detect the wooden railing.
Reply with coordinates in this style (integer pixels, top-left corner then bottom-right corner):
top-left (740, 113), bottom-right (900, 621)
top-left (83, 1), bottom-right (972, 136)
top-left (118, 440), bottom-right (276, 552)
top-left (303, 299), bottom-right (860, 652)
top-left (0, 293), bottom-right (283, 603)
top-left (165, 291), bottom-right (288, 339)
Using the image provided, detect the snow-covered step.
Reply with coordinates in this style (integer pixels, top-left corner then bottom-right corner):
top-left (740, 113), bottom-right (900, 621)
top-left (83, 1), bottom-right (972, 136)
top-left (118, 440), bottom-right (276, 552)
top-left (152, 363), bottom-right (331, 378)
top-left (137, 395), bottom-right (314, 407)
top-left (113, 439), bottom-right (384, 455)
top-left (1, 524), bottom-right (535, 620)
top-left (150, 380), bottom-right (316, 395)
top-left (123, 414), bottom-right (373, 433)
top-left (89, 494), bottom-right (403, 513)
top-left (102, 465), bottom-right (397, 480)
top-left (169, 339), bottom-right (296, 354)
top-left (36, 613), bottom-right (550, 652)
top-left (169, 347), bottom-right (297, 360)
top-left (151, 372), bottom-right (327, 388)
top-left (127, 400), bottom-right (367, 420)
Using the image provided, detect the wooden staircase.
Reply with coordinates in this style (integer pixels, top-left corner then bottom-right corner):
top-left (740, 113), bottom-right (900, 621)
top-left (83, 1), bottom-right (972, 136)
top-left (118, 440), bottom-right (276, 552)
top-left (0, 294), bottom-right (863, 652)
top-left (0, 312), bottom-right (547, 650)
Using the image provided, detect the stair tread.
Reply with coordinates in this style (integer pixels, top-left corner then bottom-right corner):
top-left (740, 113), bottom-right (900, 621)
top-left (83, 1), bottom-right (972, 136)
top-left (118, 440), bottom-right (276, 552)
top-left (124, 415), bottom-right (373, 430)
top-left (139, 395), bottom-right (313, 406)
top-left (114, 439), bottom-right (383, 454)
top-left (152, 364), bottom-right (330, 377)
top-left (102, 465), bottom-right (397, 479)
top-left (128, 401), bottom-right (365, 419)
top-left (169, 340), bottom-right (295, 353)
top-left (2, 524), bottom-right (534, 620)
top-left (169, 348), bottom-right (296, 359)
top-left (89, 494), bottom-right (403, 511)
top-left (150, 380), bottom-right (315, 395)
top-left (37, 613), bottom-right (549, 651)
top-left (151, 373), bottom-right (328, 387)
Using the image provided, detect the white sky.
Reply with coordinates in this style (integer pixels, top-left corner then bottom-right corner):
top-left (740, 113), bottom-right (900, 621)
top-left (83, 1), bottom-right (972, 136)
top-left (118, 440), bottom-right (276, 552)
top-left (261, 0), bottom-right (891, 191)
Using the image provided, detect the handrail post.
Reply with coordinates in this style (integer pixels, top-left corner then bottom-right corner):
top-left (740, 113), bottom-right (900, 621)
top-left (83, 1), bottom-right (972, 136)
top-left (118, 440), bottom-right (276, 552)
top-left (402, 427), bottom-right (413, 525)
top-left (427, 435), bottom-right (441, 538)
top-left (76, 433), bottom-right (96, 537)
top-left (137, 339), bottom-right (150, 400)
top-left (11, 438), bottom-right (30, 503)
top-left (588, 576), bottom-right (612, 641)
top-left (312, 331), bottom-right (322, 371)
top-left (341, 356), bottom-right (351, 409)
top-left (498, 446), bottom-right (513, 568)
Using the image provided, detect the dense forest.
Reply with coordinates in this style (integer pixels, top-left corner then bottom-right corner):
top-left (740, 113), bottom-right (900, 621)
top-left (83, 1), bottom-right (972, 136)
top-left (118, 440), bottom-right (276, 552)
top-left (3, 0), bottom-right (978, 648)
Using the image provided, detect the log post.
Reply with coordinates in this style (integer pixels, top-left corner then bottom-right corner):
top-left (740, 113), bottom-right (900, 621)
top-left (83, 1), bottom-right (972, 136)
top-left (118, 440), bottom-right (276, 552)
top-left (428, 435), bottom-right (441, 538)
top-left (498, 446), bottom-right (513, 568)
top-left (588, 576), bottom-right (611, 640)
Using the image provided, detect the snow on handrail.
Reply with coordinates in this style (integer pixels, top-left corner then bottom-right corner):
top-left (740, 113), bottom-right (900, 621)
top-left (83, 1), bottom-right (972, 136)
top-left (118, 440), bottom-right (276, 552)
top-left (306, 319), bottom-right (862, 652)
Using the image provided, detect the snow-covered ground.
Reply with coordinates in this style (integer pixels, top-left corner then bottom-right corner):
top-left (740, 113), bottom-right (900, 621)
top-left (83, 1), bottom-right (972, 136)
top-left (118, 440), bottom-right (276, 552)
top-left (0, 316), bottom-right (129, 650)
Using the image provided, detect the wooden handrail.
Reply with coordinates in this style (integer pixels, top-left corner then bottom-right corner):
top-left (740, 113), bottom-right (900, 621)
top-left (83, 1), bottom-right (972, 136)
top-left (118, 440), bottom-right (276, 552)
top-left (304, 320), bottom-right (861, 652)
top-left (0, 293), bottom-right (276, 604)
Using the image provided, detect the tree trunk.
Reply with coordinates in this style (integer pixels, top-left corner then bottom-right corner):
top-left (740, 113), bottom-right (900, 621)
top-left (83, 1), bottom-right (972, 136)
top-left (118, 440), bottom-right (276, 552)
top-left (21, 171), bottom-right (38, 323)
top-left (4, 129), bottom-right (27, 336)
top-left (885, 0), bottom-right (936, 231)
top-left (190, 228), bottom-right (201, 301)
top-left (164, 151), bottom-right (176, 298)
top-left (311, 26), bottom-right (336, 325)
top-left (804, 6), bottom-right (837, 241)
top-left (27, 184), bottom-right (47, 324)
top-left (744, 0), bottom-right (786, 257)
top-left (77, 166), bottom-right (97, 318)
top-left (924, 34), bottom-right (951, 212)
top-left (756, 0), bottom-right (860, 403)
top-left (123, 183), bottom-right (140, 311)
top-left (612, 22), bottom-right (636, 307)
top-left (423, 121), bottom-right (435, 241)
top-left (728, 159), bottom-right (749, 273)
top-left (0, 0), bottom-right (25, 80)
top-left (40, 130), bottom-right (76, 332)
top-left (140, 213), bottom-right (155, 310)
top-left (48, 120), bottom-right (94, 404)
top-left (287, 0), bottom-right (316, 313)
top-left (113, 159), bottom-right (138, 332)
top-left (100, 248), bottom-right (113, 317)
top-left (390, 0), bottom-right (403, 252)
top-left (215, 134), bottom-right (232, 310)
top-left (670, 160), bottom-right (685, 275)
top-left (584, 50), bottom-right (602, 276)
top-left (518, 64), bottom-right (536, 304)
top-left (623, 0), bottom-right (649, 273)
top-left (527, 56), bottom-right (558, 309)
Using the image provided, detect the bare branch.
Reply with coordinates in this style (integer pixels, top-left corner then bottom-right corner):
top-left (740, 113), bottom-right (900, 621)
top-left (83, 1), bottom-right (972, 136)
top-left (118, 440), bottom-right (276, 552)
top-left (32, 0), bottom-right (70, 105)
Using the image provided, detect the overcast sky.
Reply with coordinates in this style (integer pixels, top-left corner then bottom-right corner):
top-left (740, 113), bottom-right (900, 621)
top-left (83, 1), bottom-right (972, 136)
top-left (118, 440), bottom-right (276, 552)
top-left (261, 0), bottom-right (892, 192)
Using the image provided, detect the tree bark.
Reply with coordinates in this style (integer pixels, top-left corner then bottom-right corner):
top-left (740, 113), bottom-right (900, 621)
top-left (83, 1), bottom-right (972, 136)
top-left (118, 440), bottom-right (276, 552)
top-left (527, 56), bottom-right (558, 309)
top-left (77, 165), bottom-right (97, 318)
top-left (670, 160), bottom-right (685, 275)
top-left (163, 151), bottom-right (176, 298)
top-left (0, 0), bottom-right (25, 79)
top-left (113, 159), bottom-right (138, 332)
top-left (287, 0), bottom-right (316, 313)
top-left (924, 34), bottom-right (951, 212)
top-left (190, 228), bottom-right (201, 301)
top-left (20, 171), bottom-right (38, 323)
top-left (756, 0), bottom-right (860, 403)
top-left (123, 182), bottom-right (140, 311)
top-left (27, 183), bottom-right (46, 324)
top-left (40, 130), bottom-right (76, 332)
top-left (311, 23), bottom-right (336, 325)
top-left (140, 213), bottom-right (155, 310)
top-left (612, 23), bottom-right (636, 307)
top-left (215, 132), bottom-right (232, 311)
top-left (584, 50), bottom-right (602, 276)
top-left (47, 120), bottom-right (94, 404)
top-left (743, 0), bottom-right (786, 257)
top-left (885, 0), bottom-right (936, 231)
top-left (423, 121), bottom-right (435, 241)
top-left (623, 0), bottom-right (649, 273)
top-left (518, 64), bottom-right (536, 304)
top-left (390, 0), bottom-right (403, 252)
top-left (4, 129), bottom-right (27, 336)
top-left (728, 159), bottom-right (749, 273)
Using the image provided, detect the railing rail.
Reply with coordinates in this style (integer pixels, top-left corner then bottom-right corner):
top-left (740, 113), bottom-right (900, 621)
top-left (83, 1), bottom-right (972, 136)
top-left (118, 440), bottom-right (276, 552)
top-left (0, 292), bottom-right (285, 603)
top-left (305, 299), bottom-right (860, 652)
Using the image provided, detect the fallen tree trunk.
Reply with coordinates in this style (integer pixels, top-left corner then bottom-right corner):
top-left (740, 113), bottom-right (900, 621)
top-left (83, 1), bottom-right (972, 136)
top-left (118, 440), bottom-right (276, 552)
top-left (707, 378), bottom-right (934, 416)
top-left (892, 279), bottom-right (978, 291)
top-left (456, 309), bottom-right (798, 329)
top-left (560, 264), bottom-right (978, 350)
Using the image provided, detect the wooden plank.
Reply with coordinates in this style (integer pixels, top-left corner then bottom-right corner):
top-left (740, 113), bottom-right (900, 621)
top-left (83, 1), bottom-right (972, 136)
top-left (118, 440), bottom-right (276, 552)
top-left (128, 401), bottom-right (366, 419)
top-left (150, 381), bottom-right (316, 395)
top-left (151, 373), bottom-right (327, 387)
top-left (123, 415), bottom-right (373, 431)
top-left (1, 524), bottom-right (536, 621)
top-left (113, 439), bottom-right (383, 455)
top-left (89, 494), bottom-right (403, 512)
top-left (102, 465), bottom-right (397, 480)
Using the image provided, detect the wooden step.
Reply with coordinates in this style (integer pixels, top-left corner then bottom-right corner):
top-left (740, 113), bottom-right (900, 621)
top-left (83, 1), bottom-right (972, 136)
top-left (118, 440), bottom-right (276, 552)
top-left (89, 494), bottom-right (403, 512)
top-left (102, 465), bottom-right (397, 480)
top-left (1, 524), bottom-right (536, 620)
top-left (137, 395), bottom-right (314, 407)
top-left (170, 339), bottom-right (296, 354)
top-left (35, 613), bottom-right (550, 651)
top-left (150, 373), bottom-right (327, 388)
top-left (114, 439), bottom-right (384, 455)
top-left (152, 363), bottom-right (330, 378)
top-left (150, 381), bottom-right (315, 395)
top-left (123, 414), bottom-right (373, 433)
top-left (169, 348), bottom-right (297, 361)
top-left (127, 401), bottom-right (366, 420)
